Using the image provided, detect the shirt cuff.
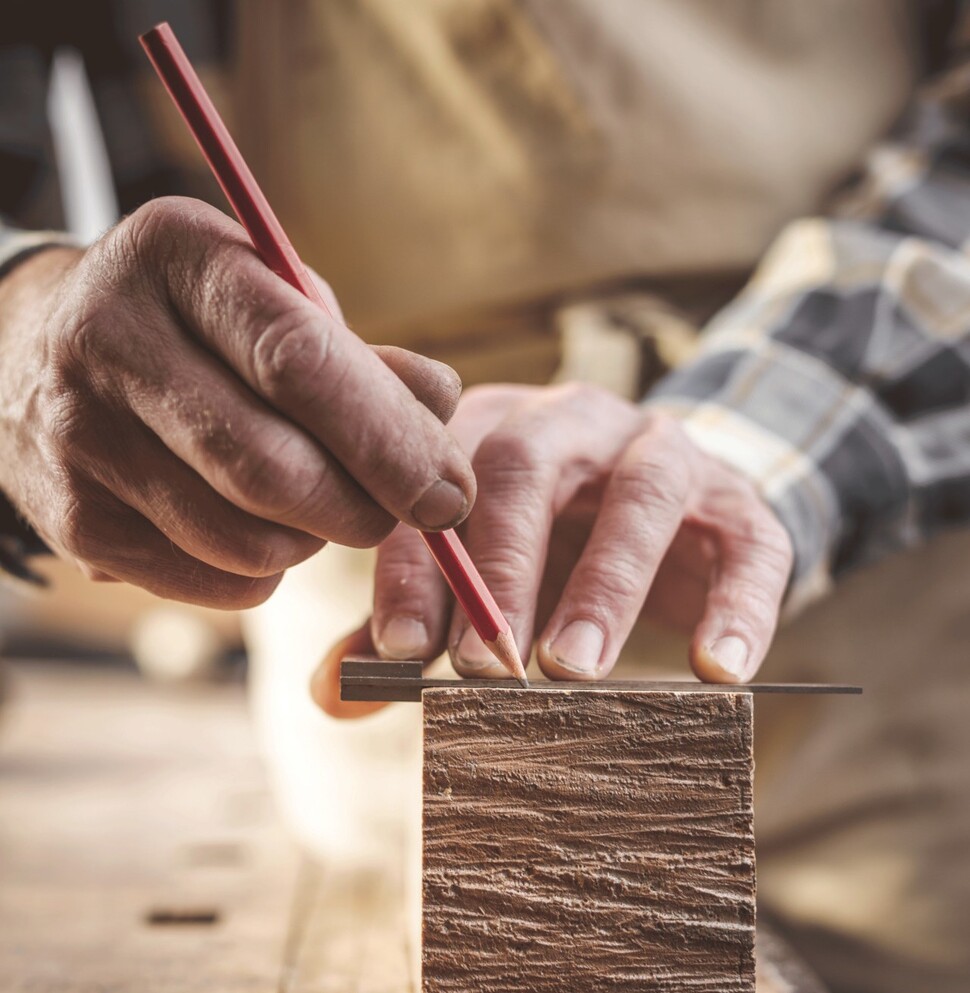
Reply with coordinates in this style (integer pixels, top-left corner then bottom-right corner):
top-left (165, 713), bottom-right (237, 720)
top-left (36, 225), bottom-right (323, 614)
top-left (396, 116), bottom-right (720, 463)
top-left (0, 230), bottom-right (78, 281)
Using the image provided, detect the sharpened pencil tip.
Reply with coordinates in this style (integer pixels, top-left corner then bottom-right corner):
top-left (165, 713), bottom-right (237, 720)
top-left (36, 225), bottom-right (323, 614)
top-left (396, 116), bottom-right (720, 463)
top-left (489, 628), bottom-right (529, 687)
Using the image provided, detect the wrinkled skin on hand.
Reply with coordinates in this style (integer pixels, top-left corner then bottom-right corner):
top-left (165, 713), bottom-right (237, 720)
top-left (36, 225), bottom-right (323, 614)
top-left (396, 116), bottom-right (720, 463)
top-left (314, 383), bottom-right (793, 717)
top-left (0, 197), bottom-right (474, 607)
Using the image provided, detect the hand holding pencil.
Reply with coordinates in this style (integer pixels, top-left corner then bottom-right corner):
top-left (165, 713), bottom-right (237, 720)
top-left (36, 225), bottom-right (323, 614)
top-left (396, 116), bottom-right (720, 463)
top-left (139, 23), bottom-right (527, 686)
top-left (0, 21), bottom-right (525, 645)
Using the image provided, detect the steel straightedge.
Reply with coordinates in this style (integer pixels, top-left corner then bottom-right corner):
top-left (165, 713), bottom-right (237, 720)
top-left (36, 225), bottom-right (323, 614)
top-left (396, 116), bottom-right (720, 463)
top-left (339, 658), bottom-right (863, 703)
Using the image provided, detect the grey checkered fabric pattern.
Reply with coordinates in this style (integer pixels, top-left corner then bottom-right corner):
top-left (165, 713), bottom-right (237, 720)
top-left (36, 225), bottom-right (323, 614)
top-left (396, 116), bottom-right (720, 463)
top-left (649, 26), bottom-right (970, 607)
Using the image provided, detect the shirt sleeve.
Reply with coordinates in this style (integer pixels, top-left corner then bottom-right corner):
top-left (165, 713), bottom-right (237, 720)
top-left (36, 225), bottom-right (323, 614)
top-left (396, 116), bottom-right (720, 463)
top-left (0, 223), bottom-right (77, 277)
top-left (647, 25), bottom-right (970, 612)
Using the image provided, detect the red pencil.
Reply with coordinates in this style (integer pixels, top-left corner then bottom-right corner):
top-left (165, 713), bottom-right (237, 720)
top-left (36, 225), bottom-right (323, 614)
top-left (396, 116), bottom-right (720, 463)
top-left (139, 22), bottom-right (527, 687)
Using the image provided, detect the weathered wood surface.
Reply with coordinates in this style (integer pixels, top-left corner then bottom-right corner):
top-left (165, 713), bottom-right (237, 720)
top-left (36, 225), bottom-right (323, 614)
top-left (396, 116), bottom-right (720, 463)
top-left (422, 688), bottom-right (756, 993)
top-left (0, 661), bottom-right (299, 993)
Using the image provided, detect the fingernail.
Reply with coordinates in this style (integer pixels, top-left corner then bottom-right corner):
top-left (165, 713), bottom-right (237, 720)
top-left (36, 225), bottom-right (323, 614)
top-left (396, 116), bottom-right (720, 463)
top-left (455, 626), bottom-right (496, 670)
top-left (548, 620), bottom-right (604, 674)
top-left (412, 479), bottom-right (468, 530)
top-left (376, 616), bottom-right (428, 659)
top-left (709, 636), bottom-right (748, 679)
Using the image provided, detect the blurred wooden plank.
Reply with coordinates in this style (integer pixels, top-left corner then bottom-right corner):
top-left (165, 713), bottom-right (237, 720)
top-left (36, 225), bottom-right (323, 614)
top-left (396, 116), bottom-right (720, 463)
top-left (279, 854), bottom-right (419, 993)
top-left (0, 661), bottom-right (298, 993)
top-left (422, 688), bottom-right (756, 993)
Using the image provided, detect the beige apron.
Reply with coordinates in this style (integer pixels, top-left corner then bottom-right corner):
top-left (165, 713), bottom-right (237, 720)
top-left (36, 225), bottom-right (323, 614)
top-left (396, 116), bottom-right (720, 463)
top-left (234, 0), bottom-right (914, 381)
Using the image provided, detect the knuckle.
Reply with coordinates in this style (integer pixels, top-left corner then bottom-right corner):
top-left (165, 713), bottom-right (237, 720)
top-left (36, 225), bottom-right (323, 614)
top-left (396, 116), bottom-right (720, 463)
top-left (457, 383), bottom-right (532, 422)
top-left (464, 544), bottom-right (534, 601)
top-left (112, 197), bottom-right (239, 316)
top-left (120, 197), bottom-right (217, 266)
top-left (251, 307), bottom-right (333, 402)
top-left (48, 267), bottom-right (112, 375)
top-left (335, 504), bottom-right (396, 549)
top-left (42, 389), bottom-right (95, 459)
top-left (107, 199), bottom-right (185, 288)
top-left (218, 429), bottom-right (319, 519)
top-left (722, 577), bottom-right (782, 629)
top-left (57, 312), bottom-right (100, 375)
top-left (206, 574), bottom-right (281, 610)
top-left (543, 380), bottom-right (610, 410)
top-left (57, 493), bottom-right (101, 563)
top-left (50, 203), bottom-right (202, 374)
top-left (377, 547), bottom-right (433, 598)
top-left (119, 198), bottom-right (175, 252)
top-left (231, 534), bottom-right (302, 578)
top-left (473, 429), bottom-right (546, 487)
top-left (641, 408), bottom-right (684, 440)
top-left (751, 521), bottom-right (794, 578)
top-left (223, 447), bottom-right (287, 515)
top-left (717, 491), bottom-right (794, 576)
top-left (611, 457), bottom-right (689, 513)
top-left (578, 557), bottom-right (646, 607)
top-left (378, 557), bottom-right (424, 591)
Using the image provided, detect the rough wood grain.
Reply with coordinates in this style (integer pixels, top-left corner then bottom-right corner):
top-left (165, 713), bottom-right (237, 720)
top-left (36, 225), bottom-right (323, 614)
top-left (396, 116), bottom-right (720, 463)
top-left (422, 688), bottom-right (755, 993)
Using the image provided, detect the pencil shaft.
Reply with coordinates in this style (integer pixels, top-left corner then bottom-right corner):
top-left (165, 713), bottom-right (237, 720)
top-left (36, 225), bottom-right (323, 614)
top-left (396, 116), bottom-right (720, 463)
top-left (140, 25), bottom-right (326, 309)
top-left (421, 530), bottom-right (504, 642)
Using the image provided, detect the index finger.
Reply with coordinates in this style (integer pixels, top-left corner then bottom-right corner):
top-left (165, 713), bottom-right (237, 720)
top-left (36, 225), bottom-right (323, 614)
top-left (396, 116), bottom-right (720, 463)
top-left (144, 199), bottom-right (476, 531)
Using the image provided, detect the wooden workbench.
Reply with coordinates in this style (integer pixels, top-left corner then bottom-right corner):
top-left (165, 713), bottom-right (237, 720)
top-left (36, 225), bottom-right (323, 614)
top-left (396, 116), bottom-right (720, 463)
top-left (0, 660), bottom-right (827, 992)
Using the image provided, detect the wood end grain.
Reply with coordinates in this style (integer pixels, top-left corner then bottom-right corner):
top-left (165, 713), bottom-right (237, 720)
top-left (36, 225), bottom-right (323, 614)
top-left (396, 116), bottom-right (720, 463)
top-left (422, 688), bottom-right (755, 992)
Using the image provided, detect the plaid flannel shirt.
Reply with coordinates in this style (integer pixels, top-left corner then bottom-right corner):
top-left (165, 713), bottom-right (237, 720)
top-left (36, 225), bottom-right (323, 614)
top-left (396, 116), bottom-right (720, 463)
top-left (2, 2), bottom-right (970, 610)
top-left (649, 11), bottom-right (970, 609)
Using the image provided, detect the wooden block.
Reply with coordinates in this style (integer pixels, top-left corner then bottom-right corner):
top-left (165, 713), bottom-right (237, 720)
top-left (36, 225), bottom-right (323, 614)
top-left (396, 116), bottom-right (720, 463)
top-left (422, 688), bottom-right (755, 993)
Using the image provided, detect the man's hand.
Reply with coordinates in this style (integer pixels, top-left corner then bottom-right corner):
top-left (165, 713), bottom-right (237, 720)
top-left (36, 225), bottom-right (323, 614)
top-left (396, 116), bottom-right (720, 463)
top-left (313, 383), bottom-right (793, 716)
top-left (0, 197), bottom-right (474, 607)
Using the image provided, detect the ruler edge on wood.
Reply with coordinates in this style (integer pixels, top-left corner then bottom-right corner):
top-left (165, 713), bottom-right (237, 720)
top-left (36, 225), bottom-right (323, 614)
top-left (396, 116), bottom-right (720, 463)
top-left (339, 657), bottom-right (862, 702)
